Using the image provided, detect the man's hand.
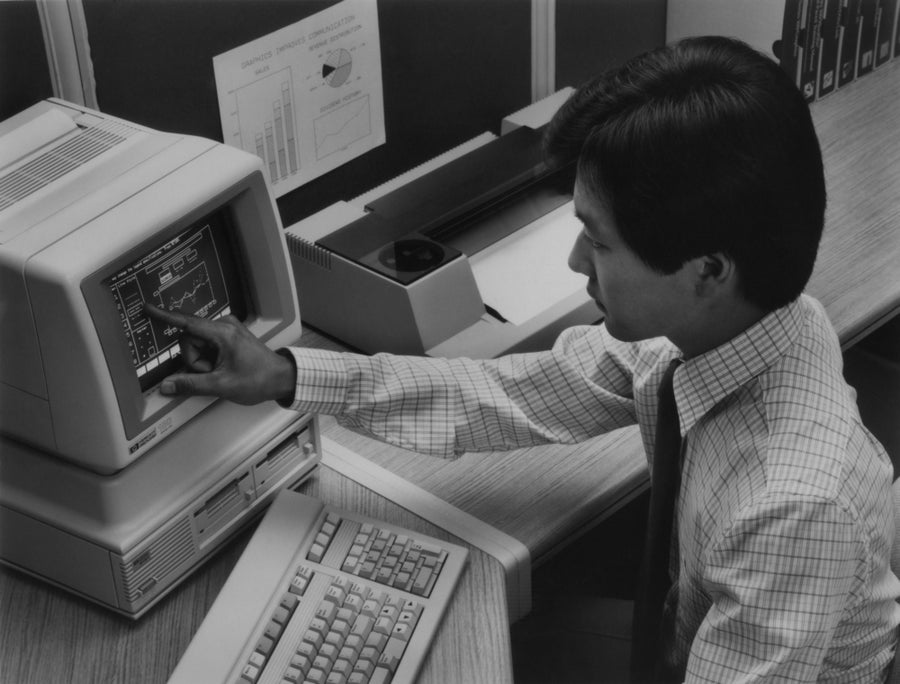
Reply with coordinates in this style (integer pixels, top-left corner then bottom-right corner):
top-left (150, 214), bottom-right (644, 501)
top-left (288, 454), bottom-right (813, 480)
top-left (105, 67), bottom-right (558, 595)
top-left (143, 304), bottom-right (296, 405)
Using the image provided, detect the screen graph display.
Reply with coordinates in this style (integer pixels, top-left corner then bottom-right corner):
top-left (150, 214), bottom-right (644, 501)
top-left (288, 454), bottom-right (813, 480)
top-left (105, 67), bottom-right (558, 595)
top-left (104, 210), bottom-right (248, 391)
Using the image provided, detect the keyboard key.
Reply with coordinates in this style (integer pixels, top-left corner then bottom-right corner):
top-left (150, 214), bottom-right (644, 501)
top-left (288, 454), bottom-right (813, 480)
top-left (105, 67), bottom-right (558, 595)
top-left (361, 598), bottom-right (381, 619)
top-left (239, 663), bottom-right (260, 683)
top-left (306, 668), bottom-right (327, 684)
top-left (344, 634), bottom-right (364, 655)
top-left (344, 592), bottom-right (364, 613)
top-left (263, 619), bottom-right (282, 641)
top-left (319, 642), bottom-right (339, 663)
top-left (365, 631), bottom-right (388, 652)
top-left (290, 653), bottom-right (311, 675)
top-left (324, 630), bottom-right (343, 649)
top-left (331, 619), bottom-right (351, 640)
top-left (297, 641), bottom-right (317, 660)
top-left (256, 635), bottom-right (274, 656)
top-left (373, 616), bottom-right (394, 636)
top-left (381, 636), bottom-right (408, 669)
top-left (369, 668), bottom-right (392, 684)
top-left (398, 610), bottom-right (418, 627)
top-left (392, 622), bottom-right (412, 642)
top-left (411, 567), bottom-right (433, 596)
top-left (352, 656), bottom-right (376, 679)
top-left (324, 584), bottom-right (347, 606)
top-left (332, 658), bottom-right (353, 677)
top-left (359, 645), bottom-right (380, 664)
top-left (350, 614), bottom-right (374, 640)
top-left (280, 593), bottom-right (299, 612)
top-left (315, 601), bottom-right (336, 625)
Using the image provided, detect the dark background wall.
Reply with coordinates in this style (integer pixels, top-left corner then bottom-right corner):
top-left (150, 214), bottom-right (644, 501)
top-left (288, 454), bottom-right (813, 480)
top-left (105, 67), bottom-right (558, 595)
top-left (556, 0), bottom-right (667, 88)
top-left (3, 0), bottom-right (666, 227)
top-left (0, 1), bottom-right (54, 120)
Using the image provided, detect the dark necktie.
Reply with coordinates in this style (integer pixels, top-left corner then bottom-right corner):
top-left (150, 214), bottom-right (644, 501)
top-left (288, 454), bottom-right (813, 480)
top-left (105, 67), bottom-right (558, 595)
top-left (630, 359), bottom-right (683, 683)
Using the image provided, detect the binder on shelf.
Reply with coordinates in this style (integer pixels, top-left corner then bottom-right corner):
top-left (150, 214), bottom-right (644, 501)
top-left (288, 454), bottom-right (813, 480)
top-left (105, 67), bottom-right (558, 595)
top-left (665, 0), bottom-right (898, 101)
top-left (818, 0), bottom-right (842, 96)
top-left (875, 0), bottom-right (899, 66)
top-left (894, 0), bottom-right (900, 57)
top-left (857, 0), bottom-right (878, 76)
top-left (782, 0), bottom-right (806, 86)
top-left (839, 0), bottom-right (863, 86)
top-left (800, 0), bottom-right (828, 100)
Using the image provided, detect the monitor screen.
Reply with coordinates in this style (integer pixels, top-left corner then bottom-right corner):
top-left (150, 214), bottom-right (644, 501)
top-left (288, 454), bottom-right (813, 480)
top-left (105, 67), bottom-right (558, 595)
top-left (102, 209), bottom-right (248, 392)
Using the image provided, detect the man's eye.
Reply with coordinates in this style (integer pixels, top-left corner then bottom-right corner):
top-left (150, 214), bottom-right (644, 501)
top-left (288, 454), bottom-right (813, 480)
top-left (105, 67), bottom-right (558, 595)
top-left (582, 230), bottom-right (605, 250)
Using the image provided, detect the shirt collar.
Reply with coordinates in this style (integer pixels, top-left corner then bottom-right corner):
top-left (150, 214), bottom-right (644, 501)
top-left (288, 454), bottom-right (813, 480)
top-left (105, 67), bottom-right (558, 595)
top-left (673, 297), bottom-right (806, 435)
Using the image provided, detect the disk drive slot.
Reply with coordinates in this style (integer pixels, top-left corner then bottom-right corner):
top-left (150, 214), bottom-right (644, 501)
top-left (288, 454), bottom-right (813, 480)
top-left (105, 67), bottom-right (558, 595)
top-left (254, 426), bottom-right (311, 494)
top-left (193, 473), bottom-right (252, 545)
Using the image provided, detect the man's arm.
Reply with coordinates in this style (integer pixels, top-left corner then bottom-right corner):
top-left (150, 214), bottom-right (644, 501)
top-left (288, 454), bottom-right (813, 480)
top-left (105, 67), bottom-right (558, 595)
top-left (145, 304), bottom-right (643, 456)
top-left (686, 495), bottom-right (869, 682)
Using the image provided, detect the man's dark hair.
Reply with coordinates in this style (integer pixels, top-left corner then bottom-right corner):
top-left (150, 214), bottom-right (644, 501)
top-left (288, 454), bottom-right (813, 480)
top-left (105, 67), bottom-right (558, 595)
top-left (544, 36), bottom-right (826, 311)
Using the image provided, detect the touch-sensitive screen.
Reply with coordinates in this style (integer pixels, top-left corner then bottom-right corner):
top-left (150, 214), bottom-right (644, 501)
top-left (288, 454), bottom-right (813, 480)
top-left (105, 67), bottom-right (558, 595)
top-left (103, 210), bottom-right (248, 392)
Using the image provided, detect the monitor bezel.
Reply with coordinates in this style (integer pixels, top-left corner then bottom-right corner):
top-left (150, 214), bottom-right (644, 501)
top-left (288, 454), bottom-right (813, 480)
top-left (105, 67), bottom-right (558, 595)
top-left (80, 174), bottom-right (293, 443)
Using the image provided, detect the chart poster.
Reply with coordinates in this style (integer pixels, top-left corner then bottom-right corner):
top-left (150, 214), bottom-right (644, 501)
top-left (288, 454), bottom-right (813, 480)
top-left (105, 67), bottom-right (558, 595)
top-left (213, 0), bottom-right (385, 197)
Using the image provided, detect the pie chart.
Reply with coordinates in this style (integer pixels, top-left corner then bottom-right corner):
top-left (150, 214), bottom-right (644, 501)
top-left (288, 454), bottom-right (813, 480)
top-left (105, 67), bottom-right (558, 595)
top-left (322, 48), bottom-right (352, 87)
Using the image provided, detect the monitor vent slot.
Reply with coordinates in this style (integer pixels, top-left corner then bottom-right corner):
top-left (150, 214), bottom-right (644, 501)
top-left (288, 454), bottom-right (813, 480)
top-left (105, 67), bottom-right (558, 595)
top-left (118, 515), bottom-right (196, 604)
top-left (286, 232), bottom-right (332, 269)
top-left (0, 119), bottom-right (139, 211)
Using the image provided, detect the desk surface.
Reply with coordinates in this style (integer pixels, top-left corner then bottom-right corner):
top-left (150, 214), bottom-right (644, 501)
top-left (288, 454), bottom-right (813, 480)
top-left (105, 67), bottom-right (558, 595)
top-left (2, 59), bottom-right (899, 684)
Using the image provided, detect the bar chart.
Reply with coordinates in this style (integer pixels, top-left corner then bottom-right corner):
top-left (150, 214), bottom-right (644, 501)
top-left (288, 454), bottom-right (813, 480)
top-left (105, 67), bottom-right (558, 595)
top-left (232, 67), bottom-right (300, 184)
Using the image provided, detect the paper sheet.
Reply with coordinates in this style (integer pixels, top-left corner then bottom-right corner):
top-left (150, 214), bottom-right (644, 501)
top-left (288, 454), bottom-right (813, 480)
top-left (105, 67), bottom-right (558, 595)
top-left (213, 0), bottom-right (385, 197)
top-left (469, 202), bottom-right (586, 326)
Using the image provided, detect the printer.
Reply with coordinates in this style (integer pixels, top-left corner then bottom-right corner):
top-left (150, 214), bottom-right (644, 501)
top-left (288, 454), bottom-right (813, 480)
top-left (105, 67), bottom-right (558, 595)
top-left (286, 89), bottom-right (600, 358)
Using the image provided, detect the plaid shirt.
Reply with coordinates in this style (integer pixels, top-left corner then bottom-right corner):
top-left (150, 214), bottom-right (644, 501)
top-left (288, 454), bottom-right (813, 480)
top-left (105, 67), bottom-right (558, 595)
top-left (285, 294), bottom-right (900, 681)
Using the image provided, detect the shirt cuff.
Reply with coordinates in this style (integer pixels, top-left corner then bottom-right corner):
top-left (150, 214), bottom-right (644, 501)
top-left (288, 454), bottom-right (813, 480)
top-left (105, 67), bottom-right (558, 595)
top-left (277, 347), bottom-right (349, 414)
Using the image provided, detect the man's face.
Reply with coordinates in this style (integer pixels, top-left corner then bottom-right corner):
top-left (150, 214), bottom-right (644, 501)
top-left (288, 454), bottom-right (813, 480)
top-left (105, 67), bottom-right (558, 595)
top-left (568, 176), bottom-right (695, 344)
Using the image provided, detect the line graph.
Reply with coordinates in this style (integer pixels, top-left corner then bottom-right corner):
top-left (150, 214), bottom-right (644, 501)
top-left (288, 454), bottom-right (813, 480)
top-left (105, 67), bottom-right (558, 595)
top-left (160, 263), bottom-right (217, 317)
top-left (314, 94), bottom-right (371, 160)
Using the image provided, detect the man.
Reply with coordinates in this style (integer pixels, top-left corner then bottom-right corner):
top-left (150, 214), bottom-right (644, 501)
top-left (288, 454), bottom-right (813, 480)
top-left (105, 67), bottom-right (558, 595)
top-left (148, 37), bottom-right (900, 682)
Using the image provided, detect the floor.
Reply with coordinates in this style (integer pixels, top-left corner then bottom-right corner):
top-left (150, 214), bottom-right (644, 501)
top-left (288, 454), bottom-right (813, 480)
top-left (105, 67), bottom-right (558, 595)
top-left (510, 490), bottom-right (649, 684)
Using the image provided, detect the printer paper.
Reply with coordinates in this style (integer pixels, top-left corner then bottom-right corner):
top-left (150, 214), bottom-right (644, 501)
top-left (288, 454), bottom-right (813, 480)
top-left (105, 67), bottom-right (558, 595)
top-left (213, 0), bottom-right (385, 198)
top-left (469, 202), bottom-right (586, 326)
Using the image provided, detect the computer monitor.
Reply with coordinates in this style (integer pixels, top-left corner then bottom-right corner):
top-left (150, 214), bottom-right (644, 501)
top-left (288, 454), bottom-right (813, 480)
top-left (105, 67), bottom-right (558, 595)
top-left (0, 99), bottom-right (301, 474)
top-left (0, 100), bottom-right (321, 618)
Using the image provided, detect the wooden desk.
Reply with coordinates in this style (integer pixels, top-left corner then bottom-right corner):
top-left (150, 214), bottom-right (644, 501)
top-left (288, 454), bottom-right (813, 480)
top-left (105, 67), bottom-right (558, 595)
top-left (0, 460), bottom-right (513, 684)
top-left (808, 59), bottom-right (900, 346)
top-left (311, 58), bottom-right (900, 569)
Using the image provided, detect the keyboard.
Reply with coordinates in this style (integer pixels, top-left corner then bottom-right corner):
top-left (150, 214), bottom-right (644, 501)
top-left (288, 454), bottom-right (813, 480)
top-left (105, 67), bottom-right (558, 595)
top-left (168, 488), bottom-right (468, 684)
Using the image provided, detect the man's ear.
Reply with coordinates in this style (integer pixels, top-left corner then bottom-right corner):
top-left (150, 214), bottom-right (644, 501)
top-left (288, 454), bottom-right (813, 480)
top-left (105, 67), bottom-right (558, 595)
top-left (692, 253), bottom-right (735, 295)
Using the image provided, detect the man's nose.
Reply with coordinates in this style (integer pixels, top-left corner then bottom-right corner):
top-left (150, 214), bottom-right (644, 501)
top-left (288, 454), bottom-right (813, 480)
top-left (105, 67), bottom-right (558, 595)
top-left (568, 234), bottom-right (591, 276)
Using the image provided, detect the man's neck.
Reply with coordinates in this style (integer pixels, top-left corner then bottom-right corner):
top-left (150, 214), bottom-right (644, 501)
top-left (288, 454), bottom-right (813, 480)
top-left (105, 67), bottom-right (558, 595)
top-left (672, 300), bottom-right (769, 360)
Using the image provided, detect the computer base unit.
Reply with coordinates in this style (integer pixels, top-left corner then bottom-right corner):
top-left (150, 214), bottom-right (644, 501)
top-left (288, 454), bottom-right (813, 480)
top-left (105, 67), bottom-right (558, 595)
top-left (0, 403), bottom-right (321, 619)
